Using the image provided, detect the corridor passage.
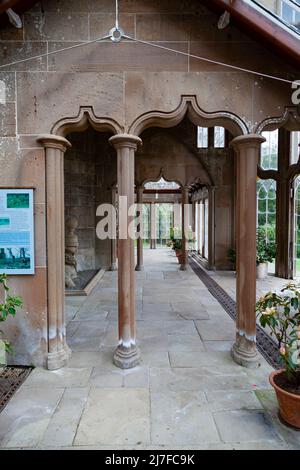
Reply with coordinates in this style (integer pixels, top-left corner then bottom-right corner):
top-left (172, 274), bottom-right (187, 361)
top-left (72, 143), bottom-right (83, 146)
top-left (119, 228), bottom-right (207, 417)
top-left (0, 249), bottom-right (298, 449)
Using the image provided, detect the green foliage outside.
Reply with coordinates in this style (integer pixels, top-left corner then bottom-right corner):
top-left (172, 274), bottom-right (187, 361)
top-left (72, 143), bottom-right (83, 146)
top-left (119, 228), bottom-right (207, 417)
top-left (0, 273), bottom-right (22, 357)
top-left (256, 226), bottom-right (276, 264)
top-left (228, 225), bottom-right (276, 267)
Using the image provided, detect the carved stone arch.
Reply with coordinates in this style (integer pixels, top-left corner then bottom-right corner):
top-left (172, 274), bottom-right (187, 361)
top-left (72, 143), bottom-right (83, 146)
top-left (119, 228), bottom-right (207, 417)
top-left (51, 105), bottom-right (123, 136)
top-left (128, 95), bottom-right (248, 137)
top-left (255, 106), bottom-right (300, 133)
top-left (140, 167), bottom-right (183, 188)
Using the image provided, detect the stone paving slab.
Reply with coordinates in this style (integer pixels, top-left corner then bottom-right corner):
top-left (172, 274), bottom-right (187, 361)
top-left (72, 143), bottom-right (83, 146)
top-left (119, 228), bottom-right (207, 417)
top-left (23, 367), bottom-right (93, 388)
top-left (74, 388), bottom-right (150, 446)
top-left (0, 386), bottom-right (64, 448)
top-left (151, 391), bottom-right (220, 445)
top-left (213, 410), bottom-right (281, 443)
top-left (40, 388), bottom-right (89, 448)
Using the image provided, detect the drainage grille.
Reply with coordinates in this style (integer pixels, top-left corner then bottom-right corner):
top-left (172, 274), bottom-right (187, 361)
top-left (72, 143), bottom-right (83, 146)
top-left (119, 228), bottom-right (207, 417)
top-left (189, 252), bottom-right (281, 369)
top-left (0, 366), bottom-right (32, 413)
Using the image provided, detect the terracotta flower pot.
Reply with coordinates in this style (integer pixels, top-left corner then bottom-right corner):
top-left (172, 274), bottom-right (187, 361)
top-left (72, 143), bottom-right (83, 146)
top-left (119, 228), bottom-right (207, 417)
top-left (175, 249), bottom-right (184, 264)
top-left (269, 369), bottom-right (300, 429)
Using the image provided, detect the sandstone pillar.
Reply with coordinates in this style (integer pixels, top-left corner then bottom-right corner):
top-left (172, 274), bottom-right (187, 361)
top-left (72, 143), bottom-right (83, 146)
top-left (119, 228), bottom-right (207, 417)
top-left (180, 186), bottom-right (189, 270)
top-left (150, 202), bottom-right (157, 249)
top-left (197, 201), bottom-right (201, 254)
top-left (135, 186), bottom-right (144, 271)
top-left (110, 186), bottom-right (117, 271)
top-left (231, 134), bottom-right (265, 368)
top-left (208, 186), bottom-right (216, 269)
top-left (38, 134), bottom-right (72, 370)
top-left (109, 134), bottom-right (142, 369)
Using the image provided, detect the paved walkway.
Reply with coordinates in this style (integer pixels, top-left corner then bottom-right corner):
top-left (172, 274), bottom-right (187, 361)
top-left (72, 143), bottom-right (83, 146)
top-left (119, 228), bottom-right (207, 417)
top-left (0, 249), bottom-right (299, 449)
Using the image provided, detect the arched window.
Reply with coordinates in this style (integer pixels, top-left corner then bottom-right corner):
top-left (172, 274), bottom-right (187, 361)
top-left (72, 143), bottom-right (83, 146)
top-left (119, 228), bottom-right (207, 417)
top-left (142, 203), bottom-right (150, 243)
top-left (294, 176), bottom-right (300, 276)
top-left (257, 179), bottom-right (276, 243)
top-left (261, 130), bottom-right (278, 170)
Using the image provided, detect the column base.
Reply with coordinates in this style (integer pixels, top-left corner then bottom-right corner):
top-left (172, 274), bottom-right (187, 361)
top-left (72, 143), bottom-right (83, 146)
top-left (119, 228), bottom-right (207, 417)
top-left (47, 343), bottom-right (72, 370)
top-left (113, 344), bottom-right (141, 369)
top-left (180, 264), bottom-right (188, 271)
top-left (110, 262), bottom-right (117, 271)
top-left (231, 334), bottom-right (260, 369)
top-left (135, 265), bottom-right (144, 271)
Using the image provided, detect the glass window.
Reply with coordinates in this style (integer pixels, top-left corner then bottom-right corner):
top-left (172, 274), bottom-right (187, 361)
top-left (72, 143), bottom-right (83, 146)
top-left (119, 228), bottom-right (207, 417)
top-left (282, 2), bottom-right (294, 23)
top-left (290, 131), bottom-right (300, 164)
top-left (144, 177), bottom-right (180, 190)
top-left (197, 127), bottom-right (208, 148)
top-left (142, 204), bottom-right (150, 243)
top-left (204, 198), bottom-right (209, 259)
top-left (257, 179), bottom-right (276, 243)
top-left (214, 126), bottom-right (225, 148)
top-left (294, 176), bottom-right (300, 277)
top-left (261, 129), bottom-right (278, 170)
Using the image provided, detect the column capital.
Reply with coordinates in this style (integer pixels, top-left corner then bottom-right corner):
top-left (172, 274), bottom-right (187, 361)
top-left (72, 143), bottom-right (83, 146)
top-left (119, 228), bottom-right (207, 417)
top-left (109, 134), bottom-right (142, 151)
top-left (37, 134), bottom-right (71, 152)
top-left (230, 134), bottom-right (266, 150)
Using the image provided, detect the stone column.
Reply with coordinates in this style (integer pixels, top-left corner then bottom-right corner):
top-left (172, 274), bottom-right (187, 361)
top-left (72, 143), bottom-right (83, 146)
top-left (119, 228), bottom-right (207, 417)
top-left (201, 200), bottom-right (205, 257)
top-left (208, 186), bottom-right (216, 269)
top-left (135, 186), bottom-right (144, 271)
top-left (110, 186), bottom-right (117, 271)
top-left (192, 201), bottom-right (196, 251)
top-left (109, 134), bottom-right (142, 369)
top-left (197, 201), bottom-right (201, 254)
top-left (180, 186), bottom-right (189, 270)
top-left (231, 134), bottom-right (265, 368)
top-left (150, 202), bottom-right (157, 249)
top-left (38, 134), bottom-right (72, 370)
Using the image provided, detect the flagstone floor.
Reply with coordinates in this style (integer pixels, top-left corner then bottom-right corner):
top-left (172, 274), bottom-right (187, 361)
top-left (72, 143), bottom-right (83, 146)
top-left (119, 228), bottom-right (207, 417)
top-left (0, 249), bottom-right (299, 450)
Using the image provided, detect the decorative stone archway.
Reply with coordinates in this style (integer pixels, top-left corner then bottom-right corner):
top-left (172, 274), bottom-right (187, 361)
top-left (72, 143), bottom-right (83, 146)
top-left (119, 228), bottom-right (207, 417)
top-left (38, 107), bottom-right (124, 370)
top-left (38, 98), bottom-right (267, 370)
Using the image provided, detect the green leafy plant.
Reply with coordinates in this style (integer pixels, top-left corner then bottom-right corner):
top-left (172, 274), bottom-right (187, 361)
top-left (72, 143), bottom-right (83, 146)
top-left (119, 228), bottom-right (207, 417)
top-left (0, 274), bottom-right (22, 354)
top-left (228, 227), bottom-right (276, 268)
top-left (256, 226), bottom-right (276, 264)
top-left (256, 282), bottom-right (300, 384)
top-left (228, 248), bottom-right (236, 266)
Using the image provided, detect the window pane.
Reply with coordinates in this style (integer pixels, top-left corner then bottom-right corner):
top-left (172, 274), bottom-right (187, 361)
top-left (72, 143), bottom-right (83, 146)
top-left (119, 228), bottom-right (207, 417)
top-left (290, 131), bottom-right (300, 164)
top-left (282, 3), bottom-right (294, 23)
top-left (197, 127), bottom-right (208, 148)
top-left (214, 126), bottom-right (225, 148)
top-left (204, 199), bottom-right (209, 259)
top-left (294, 176), bottom-right (300, 277)
top-left (256, 178), bottom-right (276, 243)
top-left (261, 129), bottom-right (278, 170)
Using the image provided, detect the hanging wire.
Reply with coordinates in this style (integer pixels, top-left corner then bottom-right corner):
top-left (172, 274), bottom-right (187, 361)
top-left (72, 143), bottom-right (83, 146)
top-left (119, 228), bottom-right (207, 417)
top-left (115, 0), bottom-right (119, 29)
top-left (0, 34), bottom-right (111, 69)
top-left (122, 34), bottom-right (295, 85)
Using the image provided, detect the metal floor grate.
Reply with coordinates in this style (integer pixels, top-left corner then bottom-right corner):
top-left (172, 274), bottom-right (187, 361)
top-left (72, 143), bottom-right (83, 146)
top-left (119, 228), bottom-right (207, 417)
top-left (189, 252), bottom-right (281, 369)
top-left (0, 366), bottom-right (32, 413)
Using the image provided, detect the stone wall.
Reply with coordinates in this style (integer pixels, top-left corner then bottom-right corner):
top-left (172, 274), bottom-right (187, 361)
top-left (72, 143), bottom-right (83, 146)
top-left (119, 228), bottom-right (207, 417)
top-left (65, 129), bottom-right (116, 271)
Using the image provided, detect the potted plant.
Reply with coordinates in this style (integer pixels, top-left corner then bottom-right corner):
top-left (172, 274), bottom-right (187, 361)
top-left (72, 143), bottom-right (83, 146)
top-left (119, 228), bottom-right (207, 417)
top-left (0, 273), bottom-right (22, 366)
top-left (256, 282), bottom-right (300, 428)
top-left (256, 227), bottom-right (276, 280)
top-left (227, 248), bottom-right (236, 270)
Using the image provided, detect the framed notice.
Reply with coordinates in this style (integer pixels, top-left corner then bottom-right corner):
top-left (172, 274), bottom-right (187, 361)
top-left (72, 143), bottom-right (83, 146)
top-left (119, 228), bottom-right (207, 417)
top-left (0, 189), bottom-right (35, 275)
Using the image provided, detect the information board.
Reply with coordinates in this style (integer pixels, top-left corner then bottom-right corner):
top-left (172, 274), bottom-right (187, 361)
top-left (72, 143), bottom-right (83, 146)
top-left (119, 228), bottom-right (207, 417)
top-left (0, 189), bottom-right (35, 275)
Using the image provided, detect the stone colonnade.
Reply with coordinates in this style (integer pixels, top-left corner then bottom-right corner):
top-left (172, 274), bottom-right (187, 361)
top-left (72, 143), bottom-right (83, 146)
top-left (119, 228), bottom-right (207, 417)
top-left (38, 131), bottom-right (265, 371)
